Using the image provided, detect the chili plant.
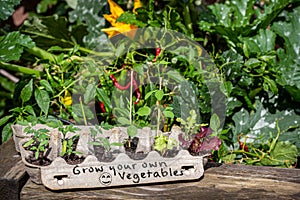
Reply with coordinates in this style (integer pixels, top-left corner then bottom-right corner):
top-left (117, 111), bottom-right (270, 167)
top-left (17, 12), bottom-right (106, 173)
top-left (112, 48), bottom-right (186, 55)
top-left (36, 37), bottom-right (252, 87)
top-left (57, 121), bottom-right (81, 157)
top-left (23, 124), bottom-right (50, 160)
top-left (89, 125), bottom-right (123, 153)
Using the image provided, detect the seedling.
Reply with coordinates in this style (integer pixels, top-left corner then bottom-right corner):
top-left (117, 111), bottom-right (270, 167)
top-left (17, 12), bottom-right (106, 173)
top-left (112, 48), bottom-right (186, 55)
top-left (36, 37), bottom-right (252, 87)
top-left (154, 134), bottom-right (178, 155)
top-left (56, 121), bottom-right (82, 157)
top-left (89, 125), bottom-right (123, 153)
top-left (23, 125), bottom-right (50, 160)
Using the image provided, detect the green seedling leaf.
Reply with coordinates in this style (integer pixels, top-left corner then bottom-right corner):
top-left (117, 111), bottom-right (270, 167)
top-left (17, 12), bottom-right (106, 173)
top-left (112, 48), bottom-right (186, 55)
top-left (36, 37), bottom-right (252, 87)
top-left (145, 90), bottom-right (157, 100)
top-left (154, 134), bottom-right (167, 152)
top-left (21, 79), bottom-right (33, 103)
top-left (111, 142), bottom-right (123, 147)
top-left (166, 138), bottom-right (178, 150)
top-left (118, 117), bottom-right (131, 125)
top-left (136, 106), bottom-right (151, 116)
top-left (127, 125), bottom-right (138, 137)
top-left (23, 139), bottom-right (35, 148)
top-left (163, 110), bottom-right (174, 118)
top-left (34, 89), bottom-right (50, 115)
top-left (210, 113), bottom-right (220, 132)
top-left (155, 90), bottom-right (164, 101)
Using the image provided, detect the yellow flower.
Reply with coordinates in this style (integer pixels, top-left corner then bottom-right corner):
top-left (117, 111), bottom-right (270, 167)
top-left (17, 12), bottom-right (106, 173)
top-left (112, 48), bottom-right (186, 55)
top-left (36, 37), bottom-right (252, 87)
top-left (102, 0), bottom-right (142, 38)
top-left (61, 90), bottom-right (72, 106)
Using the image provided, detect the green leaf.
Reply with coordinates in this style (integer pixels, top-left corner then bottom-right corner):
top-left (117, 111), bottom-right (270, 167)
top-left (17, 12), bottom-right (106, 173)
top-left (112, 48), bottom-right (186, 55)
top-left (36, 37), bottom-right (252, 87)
top-left (242, 29), bottom-right (276, 55)
top-left (117, 117), bottom-right (131, 125)
top-left (155, 90), bottom-right (164, 101)
top-left (233, 100), bottom-right (300, 146)
top-left (68, 0), bottom-right (107, 48)
top-left (145, 90), bottom-right (157, 100)
top-left (263, 76), bottom-right (278, 94)
top-left (163, 110), bottom-right (174, 118)
top-left (96, 88), bottom-right (112, 111)
top-left (23, 139), bottom-right (35, 148)
top-left (115, 42), bottom-right (126, 58)
top-left (84, 83), bottom-right (96, 104)
top-left (34, 89), bottom-right (50, 115)
top-left (210, 113), bottom-right (220, 132)
top-left (24, 105), bottom-right (36, 117)
top-left (37, 0), bottom-right (58, 13)
top-left (270, 141), bottom-right (298, 167)
top-left (117, 11), bottom-right (147, 27)
top-left (1, 123), bottom-right (13, 143)
top-left (72, 104), bottom-right (95, 119)
top-left (136, 106), bottom-right (151, 116)
top-left (40, 80), bottom-right (54, 93)
top-left (0, 0), bottom-right (21, 20)
top-left (0, 115), bottom-right (13, 126)
top-left (65, 0), bottom-right (77, 9)
top-left (198, 0), bottom-right (292, 45)
top-left (20, 79), bottom-right (33, 103)
top-left (0, 32), bottom-right (35, 62)
top-left (272, 7), bottom-right (300, 89)
top-left (22, 16), bottom-right (79, 49)
top-left (279, 129), bottom-right (300, 152)
top-left (127, 125), bottom-right (137, 137)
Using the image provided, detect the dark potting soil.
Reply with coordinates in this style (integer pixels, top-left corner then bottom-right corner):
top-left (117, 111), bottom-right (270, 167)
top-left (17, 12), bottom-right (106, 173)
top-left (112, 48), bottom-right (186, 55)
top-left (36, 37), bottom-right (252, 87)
top-left (93, 135), bottom-right (180, 162)
top-left (26, 155), bottom-right (52, 166)
top-left (62, 154), bottom-right (85, 165)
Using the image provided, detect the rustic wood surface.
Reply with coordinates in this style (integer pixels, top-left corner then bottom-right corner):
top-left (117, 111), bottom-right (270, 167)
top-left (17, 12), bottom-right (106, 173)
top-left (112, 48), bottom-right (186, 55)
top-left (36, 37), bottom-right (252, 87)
top-left (0, 138), bottom-right (28, 200)
top-left (20, 162), bottom-right (300, 200)
top-left (1, 138), bottom-right (299, 200)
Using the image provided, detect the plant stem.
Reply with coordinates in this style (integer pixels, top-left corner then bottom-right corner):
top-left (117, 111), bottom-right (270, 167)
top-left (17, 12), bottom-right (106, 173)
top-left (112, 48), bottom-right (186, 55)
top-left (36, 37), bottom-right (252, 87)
top-left (79, 96), bottom-right (87, 125)
top-left (183, 3), bottom-right (193, 35)
top-left (129, 70), bottom-right (133, 125)
top-left (25, 46), bottom-right (58, 62)
top-left (22, 31), bottom-right (114, 57)
top-left (0, 61), bottom-right (42, 77)
top-left (156, 77), bottom-right (162, 136)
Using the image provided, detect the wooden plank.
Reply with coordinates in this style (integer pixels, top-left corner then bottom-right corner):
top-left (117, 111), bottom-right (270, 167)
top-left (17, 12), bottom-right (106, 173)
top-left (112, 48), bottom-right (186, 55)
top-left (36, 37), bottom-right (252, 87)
top-left (0, 138), bottom-right (28, 200)
top-left (21, 163), bottom-right (300, 199)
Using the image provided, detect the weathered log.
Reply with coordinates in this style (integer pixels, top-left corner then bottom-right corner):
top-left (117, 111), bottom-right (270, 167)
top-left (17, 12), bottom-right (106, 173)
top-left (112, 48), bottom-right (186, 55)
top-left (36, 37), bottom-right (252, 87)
top-left (0, 138), bottom-right (28, 200)
top-left (20, 162), bottom-right (300, 199)
top-left (1, 137), bottom-right (300, 200)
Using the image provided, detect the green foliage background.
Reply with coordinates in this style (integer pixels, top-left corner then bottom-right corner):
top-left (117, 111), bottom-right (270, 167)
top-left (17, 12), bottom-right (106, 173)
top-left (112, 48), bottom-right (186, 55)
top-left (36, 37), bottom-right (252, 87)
top-left (0, 0), bottom-right (299, 167)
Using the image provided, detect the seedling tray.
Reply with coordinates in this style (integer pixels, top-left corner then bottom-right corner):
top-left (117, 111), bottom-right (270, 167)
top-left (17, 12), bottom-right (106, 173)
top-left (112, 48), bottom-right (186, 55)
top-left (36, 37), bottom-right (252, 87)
top-left (41, 150), bottom-right (205, 190)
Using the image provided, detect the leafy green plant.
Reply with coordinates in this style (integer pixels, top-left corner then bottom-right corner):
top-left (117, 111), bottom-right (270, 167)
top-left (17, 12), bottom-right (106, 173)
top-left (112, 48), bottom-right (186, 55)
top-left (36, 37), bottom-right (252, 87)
top-left (176, 110), bottom-right (201, 140)
top-left (23, 124), bottom-right (50, 160)
top-left (89, 125), bottom-right (122, 152)
top-left (56, 121), bottom-right (81, 157)
top-left (154, 134), bottom-right (178, 155)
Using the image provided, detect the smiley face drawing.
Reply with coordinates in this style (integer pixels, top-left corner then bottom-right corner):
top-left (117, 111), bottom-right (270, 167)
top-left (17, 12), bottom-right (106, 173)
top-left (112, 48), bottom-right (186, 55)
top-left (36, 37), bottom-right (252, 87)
top-left (99, 172), bottom-right (112, 186)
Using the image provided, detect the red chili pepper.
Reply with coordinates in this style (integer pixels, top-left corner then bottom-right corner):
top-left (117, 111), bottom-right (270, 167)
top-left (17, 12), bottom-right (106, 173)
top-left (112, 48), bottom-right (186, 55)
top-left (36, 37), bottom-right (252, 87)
top-left (109, 75), bottom-right (131, 90)
top-left (153, 47), bottom-right (161, 62)
top-left (110, 73), bottom-right (140, 105)
top-left (98, 102), bottom-right (106, 113)
top-left (238, 134), bottom-right (249, 152)
top-left (132, 78), bottom-right (140, 105)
